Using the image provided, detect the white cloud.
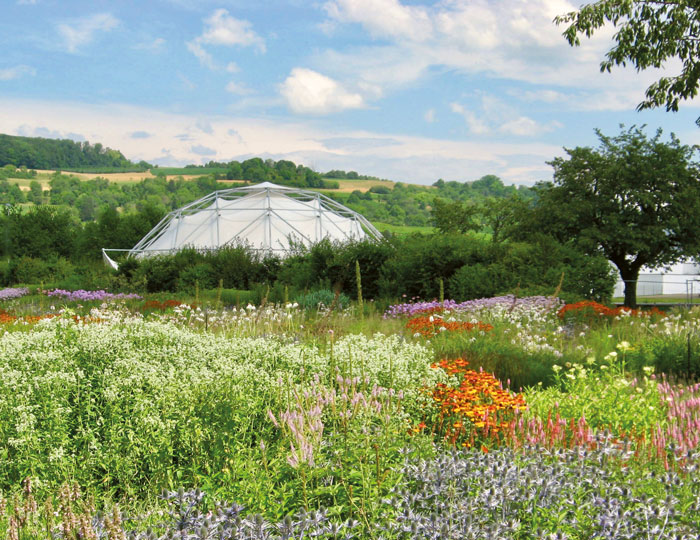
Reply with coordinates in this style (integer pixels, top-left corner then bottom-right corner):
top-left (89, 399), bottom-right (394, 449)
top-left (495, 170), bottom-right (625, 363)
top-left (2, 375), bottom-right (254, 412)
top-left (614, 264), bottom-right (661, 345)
top-left (424, 108), bottom-right (435, 123)
top-left (16, 125), bottom-right (85, 141)
top-left (57, 13), bottom-right (119, 53)
top-left (0, 97), bottom-right (565, 184)
top-left (450, 102), bottom-right (489, 135)
top-left (186, 40), bottom-right (216, 70)
top-left (323, 0), bottom-right (433, 41)
top-left (195, 119), bottom-right (213, 134)
top-left (499, 117), bottom-right (560, 136)
top-left (191, 144), bottom-right (217, 156)
top-left (280, 68), bottom-right (365, 114)
top-left (225, 80), bottom-right (252, 95)
top-left (187, 9), bottom-right (265, 70)
top-left (518, 89), bottom-right (569, 103)
top-left (317, 0), bottom-right (676, 112)
top-left (134, 37), bottom-right (166, 53)
top-left (0, 65), bottom-right (36, 81)
top-left (200, 9), bottom-right (265, 51)
top-left (451, 95), bottom-right (561, 136)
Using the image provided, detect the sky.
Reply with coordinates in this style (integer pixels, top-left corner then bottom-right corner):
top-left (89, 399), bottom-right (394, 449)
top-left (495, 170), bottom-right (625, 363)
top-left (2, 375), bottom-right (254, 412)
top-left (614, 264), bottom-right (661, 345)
top-left (1, 0), bottom-right (699, 186)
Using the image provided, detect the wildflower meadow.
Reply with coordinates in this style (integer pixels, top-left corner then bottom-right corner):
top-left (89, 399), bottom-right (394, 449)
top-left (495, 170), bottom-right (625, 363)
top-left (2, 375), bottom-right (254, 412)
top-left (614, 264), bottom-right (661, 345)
top-left (0, 287), bottom-right (699, 538)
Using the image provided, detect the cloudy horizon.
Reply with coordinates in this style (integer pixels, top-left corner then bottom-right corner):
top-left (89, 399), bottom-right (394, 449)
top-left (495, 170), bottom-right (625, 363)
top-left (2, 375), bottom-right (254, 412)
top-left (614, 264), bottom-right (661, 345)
top-left (1, 0), bottom-right (698, 185)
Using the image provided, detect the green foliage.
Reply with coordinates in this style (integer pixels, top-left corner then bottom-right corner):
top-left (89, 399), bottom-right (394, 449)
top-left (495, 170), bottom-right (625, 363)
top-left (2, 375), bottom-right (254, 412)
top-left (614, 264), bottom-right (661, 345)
top-left (431, 328), bottom-right (559, 391)
top-left (538, 126), bottom-right (700, 307)
top-left (0, 178), bottom-right (27, 204)
top-left (4, 206), bottom-right (79, 260)
top-left (556, 0), bottom-right (700, 123)
top-left (381, 234), bottom-right (614, 302)
top-left (0, 322), bottom-right (438, 510)
top-left (524, 355), bottom-right (664, 433)
top-left (629, 332), bottom-right (700, 381)
top-left (294, 289), bottom-right (350, 310)
top-left (7, 257), bottom-right (52, 285)
top-left (431, 197), bottom-right (480, 234)
top-left (449, 263), bottom-right (512, 300)
top-left (0, 134), bottom-right (141, 170)
top-left (215, 288), bottom-right (258, 306)
top-left (146, 167), bottom-right (229, 176)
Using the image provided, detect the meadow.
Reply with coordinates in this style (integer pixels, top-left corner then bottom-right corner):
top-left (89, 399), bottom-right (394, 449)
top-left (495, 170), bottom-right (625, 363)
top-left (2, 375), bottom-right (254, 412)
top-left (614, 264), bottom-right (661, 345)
top-left (0, 288), bottom-right (699, 538)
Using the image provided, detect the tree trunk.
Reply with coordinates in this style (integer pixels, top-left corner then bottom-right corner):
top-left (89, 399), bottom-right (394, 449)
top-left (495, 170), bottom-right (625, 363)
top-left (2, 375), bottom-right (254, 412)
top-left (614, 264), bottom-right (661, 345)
top-left (617, 265), bottom-right (641, 308)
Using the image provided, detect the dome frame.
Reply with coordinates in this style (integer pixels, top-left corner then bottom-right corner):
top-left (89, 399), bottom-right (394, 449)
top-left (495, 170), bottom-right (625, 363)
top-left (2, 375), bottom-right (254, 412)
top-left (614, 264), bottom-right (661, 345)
top-left (102, 182), bottom-right (382, 267)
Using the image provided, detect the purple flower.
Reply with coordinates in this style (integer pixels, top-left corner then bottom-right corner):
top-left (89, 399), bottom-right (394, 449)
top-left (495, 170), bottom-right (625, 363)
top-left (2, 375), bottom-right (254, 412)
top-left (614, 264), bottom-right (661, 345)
top-left (0, 287), bottom-right (29, 300)
top-left (46, 289), bottom-right (142, 302)
top-left (383, 295), bottom-right (563, 318)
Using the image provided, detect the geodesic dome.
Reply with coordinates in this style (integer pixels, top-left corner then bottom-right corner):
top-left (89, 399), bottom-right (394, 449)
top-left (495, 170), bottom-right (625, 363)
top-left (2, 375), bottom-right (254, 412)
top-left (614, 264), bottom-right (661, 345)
top-left (102, 182), bottom-right (382, 268)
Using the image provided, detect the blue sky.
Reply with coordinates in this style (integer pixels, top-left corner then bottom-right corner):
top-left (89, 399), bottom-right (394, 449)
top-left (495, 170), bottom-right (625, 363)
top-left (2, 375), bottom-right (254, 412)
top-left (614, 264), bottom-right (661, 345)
top-left (1, 0), bottom-right (698, 185)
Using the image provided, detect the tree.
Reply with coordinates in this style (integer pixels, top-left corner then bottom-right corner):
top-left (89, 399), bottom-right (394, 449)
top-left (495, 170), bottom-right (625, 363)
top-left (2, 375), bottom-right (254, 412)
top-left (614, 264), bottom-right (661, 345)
top-left (27, 180), bottom-right (43, 204)
top-left (431, 197), bottom-right (480, 234)
top-left (536, 125), bottom-right (700, 307)
top-left (556, 1), bottom-right (700, 123)
top-left (479, 195), bottom-right (528, 244)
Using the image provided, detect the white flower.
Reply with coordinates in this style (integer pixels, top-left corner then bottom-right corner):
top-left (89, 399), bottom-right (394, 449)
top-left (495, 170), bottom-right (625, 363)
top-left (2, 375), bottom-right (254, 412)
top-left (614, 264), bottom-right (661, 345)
top-left (616, 341), bottom-right (633, 351)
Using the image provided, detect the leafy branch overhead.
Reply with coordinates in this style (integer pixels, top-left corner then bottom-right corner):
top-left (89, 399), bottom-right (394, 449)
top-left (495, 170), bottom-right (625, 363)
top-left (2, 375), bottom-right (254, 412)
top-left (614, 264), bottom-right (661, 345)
top-left (556, 0), bottom-right (700, 123)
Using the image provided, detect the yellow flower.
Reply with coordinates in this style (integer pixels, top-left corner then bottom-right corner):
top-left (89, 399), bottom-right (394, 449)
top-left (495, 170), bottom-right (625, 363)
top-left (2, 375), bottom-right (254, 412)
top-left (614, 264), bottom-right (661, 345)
top-left (616, 341), bottom-right (633, 352)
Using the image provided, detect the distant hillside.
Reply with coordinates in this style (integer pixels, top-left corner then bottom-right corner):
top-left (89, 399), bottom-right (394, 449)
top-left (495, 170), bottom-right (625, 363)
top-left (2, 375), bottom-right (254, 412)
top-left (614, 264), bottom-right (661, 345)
top-left (0, 133), bottom-right (149, 171)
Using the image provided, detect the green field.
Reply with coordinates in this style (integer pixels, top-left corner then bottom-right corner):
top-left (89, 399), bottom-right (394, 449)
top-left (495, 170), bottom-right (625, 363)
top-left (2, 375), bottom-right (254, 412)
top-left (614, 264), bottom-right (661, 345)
top-left (374, 221), bottom-right (435, 235)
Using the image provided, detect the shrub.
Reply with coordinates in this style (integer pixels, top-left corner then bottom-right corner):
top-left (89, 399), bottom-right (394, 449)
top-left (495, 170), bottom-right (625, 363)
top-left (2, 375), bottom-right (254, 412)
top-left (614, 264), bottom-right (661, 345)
top-left (207, 244), bottom-right (263, 289)
top-left (448, 263), bottom-right (514, 301)
top-left (295, 289), bottom-right (349, 310)
top-left (9, 256), bottom-right (51, 284)
top-left (134, 255), bottom-right (181, 292)
top-left (177, 262), bottom-right (217, 292)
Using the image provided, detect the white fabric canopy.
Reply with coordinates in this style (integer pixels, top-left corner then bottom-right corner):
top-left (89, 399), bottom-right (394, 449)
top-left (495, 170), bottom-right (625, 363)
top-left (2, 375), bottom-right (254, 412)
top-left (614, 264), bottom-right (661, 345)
top-left (104, 182), bottom-right (381, 261)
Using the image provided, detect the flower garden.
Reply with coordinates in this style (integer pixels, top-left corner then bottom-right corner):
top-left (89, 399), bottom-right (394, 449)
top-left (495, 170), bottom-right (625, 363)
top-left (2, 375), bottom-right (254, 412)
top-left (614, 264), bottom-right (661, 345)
top-left (1, 287), bottom-right (699, 538)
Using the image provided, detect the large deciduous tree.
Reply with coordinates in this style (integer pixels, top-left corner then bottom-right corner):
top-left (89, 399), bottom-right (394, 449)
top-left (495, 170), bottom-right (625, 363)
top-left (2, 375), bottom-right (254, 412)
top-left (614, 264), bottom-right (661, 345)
top-left (537, 125), bottom-right (700, 307)
top-left (555, 1), bottom-right (700, 124)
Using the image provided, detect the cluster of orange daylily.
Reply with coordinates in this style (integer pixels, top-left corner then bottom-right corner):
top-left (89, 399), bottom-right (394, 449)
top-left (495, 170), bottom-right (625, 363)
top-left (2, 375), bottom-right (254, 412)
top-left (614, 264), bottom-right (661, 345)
top-left (416, 357), bottom-right (526, 448)
top-left (0, 309), bottom-right (58, 324)
top-left (406, 316), bottom-right (493, 338)
top-left (557, 300), bottom-right (665, 320)
top-left (0, 309), bottom-right (102, 325)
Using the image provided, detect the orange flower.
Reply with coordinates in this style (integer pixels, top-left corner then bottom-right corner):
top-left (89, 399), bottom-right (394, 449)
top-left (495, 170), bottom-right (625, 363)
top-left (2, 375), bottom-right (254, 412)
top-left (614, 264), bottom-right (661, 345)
top-left (557, 300), bottom-right (665, 320)
top-left (421, 357), bottom-right (526, 448)
top-left (406, 316), bottom-right (493, 338)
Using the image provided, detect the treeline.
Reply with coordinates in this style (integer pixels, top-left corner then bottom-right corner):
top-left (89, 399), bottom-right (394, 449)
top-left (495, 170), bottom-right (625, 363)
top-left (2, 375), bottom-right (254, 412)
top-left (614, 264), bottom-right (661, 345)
top-left (1, 167), bottom-right (534, 230)
top-left (0, 204), bottom-right (164, 288)
top-left (0, 203), bottom-right (615, 304)
top-left (2, 167), bottom-right (330, 223)
top-left (46, 173), bottom-right (223, 221)
top-left (433, 175), bottom-right (536, 201)
top-left (201, 158), bottom-right (338, 188)
top-left (0, 134), bottom-right (149, 170)
top-left (323, 169), bottom-right (385, 180)
top-left (330, 176), bottom-right (537, 228)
